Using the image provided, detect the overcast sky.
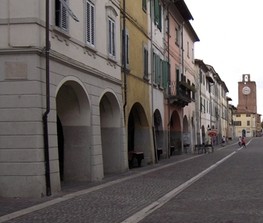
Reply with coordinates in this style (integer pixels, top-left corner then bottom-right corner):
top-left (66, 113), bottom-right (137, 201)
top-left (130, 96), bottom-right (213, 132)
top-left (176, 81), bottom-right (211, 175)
top-left (185, 0), bottom-right (263, 117)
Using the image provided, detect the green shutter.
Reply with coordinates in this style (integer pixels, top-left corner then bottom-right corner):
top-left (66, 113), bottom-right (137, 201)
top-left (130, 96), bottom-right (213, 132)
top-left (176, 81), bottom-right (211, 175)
top-left (157, 4), bottom-right (162, 31)
top-left (162, 61), bottom-right (169, 89)
top-left (142, 0), bottom-right (147, 11)
top-left (154, 0), bottom-right (159, 24)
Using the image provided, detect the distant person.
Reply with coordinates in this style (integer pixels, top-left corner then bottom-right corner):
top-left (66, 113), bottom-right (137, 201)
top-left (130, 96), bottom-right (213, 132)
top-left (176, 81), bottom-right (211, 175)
top-left (222, 136), bottom-right (226, 146)
top-left (238, 136), bottom-right (242, 147)
top-left (241, 137), bottom-right (246, 148)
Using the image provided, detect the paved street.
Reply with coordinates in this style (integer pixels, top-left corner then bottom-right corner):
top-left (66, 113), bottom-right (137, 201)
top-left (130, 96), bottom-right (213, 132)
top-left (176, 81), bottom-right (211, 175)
top-left (1, 137), bottom-right (263, 223)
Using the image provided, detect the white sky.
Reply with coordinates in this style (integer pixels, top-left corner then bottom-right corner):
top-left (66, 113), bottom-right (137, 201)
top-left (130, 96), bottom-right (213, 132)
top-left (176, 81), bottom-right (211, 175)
top-left (185, 0), bottom-right (263, 117)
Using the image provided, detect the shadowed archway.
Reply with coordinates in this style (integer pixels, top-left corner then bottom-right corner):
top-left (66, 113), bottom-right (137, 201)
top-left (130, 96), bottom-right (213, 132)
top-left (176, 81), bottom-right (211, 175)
top-left (56, 81), bottom-right (91, 182)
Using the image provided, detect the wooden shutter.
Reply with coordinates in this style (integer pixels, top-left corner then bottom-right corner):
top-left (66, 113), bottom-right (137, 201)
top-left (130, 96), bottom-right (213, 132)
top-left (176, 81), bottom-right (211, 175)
top-left (86, 1), bottom-right (95, 45)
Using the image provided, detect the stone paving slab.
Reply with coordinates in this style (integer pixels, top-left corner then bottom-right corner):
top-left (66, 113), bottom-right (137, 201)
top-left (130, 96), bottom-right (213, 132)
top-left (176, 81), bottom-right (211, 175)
top-left (0, 144), bottom-right (237, 223)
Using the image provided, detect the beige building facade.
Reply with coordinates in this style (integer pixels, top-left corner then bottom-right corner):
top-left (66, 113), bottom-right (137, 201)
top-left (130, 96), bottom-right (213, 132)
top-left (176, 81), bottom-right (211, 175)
top-left (1, 0), bottom-right (251, 199)
top-left (0, 0), bottom-right (126, 197)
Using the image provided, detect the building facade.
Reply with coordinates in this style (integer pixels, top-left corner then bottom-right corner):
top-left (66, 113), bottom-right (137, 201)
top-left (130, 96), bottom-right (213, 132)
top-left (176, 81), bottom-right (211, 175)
top-left (121, 0), bottom-right (155, 167)
top-left (0, 0), bottom-right (126, 197)
top-left (1, 0), bottom-right (247, 198)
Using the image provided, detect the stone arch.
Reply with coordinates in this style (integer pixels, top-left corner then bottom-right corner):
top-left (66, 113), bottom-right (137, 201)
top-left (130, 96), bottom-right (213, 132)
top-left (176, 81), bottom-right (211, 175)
top-left (99, 90), bottom-right (124, 175)
top-left (56, 80), bottom-right (91, 182)
top-left (201, 125), bottom-right (206, 144)
top-left (170, 110), bottom-right (182, 155)
top-left (154, 109), bottom-right (163, 159)
top-left (128, 103), bottom-right (152, 167)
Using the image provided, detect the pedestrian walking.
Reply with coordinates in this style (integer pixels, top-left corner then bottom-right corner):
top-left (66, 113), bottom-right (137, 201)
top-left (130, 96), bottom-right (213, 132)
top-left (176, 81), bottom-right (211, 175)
top-left (238, 136), bottom-right (242, 147)
top-left (241, 137), bottom-right (246, 148)
top-left (222, 136), bottom-right (226, 146)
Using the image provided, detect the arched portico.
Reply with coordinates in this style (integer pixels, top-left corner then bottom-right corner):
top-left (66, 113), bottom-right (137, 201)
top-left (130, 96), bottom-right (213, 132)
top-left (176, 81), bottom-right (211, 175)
top-left (183, 115), bottom-right (190, 148)
top-left (154, 109), bottom-right (164, 159)
top-left (99, 91), bottom-right (124, 175)
top-left (128, 103), bottom-right (152, 167)
top-left (170, 110), bottom-right (182, 155)
top-left (56, 80), bottom-right (91, 182)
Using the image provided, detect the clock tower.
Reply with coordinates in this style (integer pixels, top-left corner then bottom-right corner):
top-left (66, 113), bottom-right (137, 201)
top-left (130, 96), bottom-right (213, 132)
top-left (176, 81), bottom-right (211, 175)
top-left (237, 74), bottom-right (257, 113)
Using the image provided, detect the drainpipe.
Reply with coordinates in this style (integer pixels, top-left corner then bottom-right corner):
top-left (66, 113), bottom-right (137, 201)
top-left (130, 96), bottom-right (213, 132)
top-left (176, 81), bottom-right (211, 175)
top-left (150, 0), bottom-right (158, 163)
top-left (180, 22), bottom-right (184, 150)
top-left (166, 10), bottom-right (171, 159)
top-left (181, 22), bottom-right (184, 77)
top-left (122, 0), bottom-right (127, 121)
top-left (43, 0), bottom-right (51, 196)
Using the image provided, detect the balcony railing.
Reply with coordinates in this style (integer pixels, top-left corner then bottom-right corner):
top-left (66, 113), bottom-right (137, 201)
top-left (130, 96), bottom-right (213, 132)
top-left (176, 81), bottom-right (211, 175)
top-left (166, 79), bottom-right (195, 107)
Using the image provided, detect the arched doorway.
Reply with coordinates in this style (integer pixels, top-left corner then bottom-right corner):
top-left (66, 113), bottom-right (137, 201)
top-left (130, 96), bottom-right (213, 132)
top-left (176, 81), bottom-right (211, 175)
top-left (201, 125), bottom-right (205, 144)
top-left (128, 103), bottom-right (152, 167)
top-left (170, 110), bottom-right (181, 155)
top-left (56, 81), bottom-right (91, 182)
top-left (154, 109), bottom-right (163, 160)
top-left (100, 92), bottom-right (123, 175)
top-left (183, 115), bottom-right (190, 149)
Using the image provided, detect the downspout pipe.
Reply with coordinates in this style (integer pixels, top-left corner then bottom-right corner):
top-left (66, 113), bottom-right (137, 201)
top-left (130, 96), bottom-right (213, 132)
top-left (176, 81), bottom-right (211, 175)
top-left (150, 0), bottom-right (158, 163)
top-left (43, 0), bottom-right (51, 196)
top-left (122, 0), bottom-right (127, 121)
top-left (166, 10), bottom-right (171, 159)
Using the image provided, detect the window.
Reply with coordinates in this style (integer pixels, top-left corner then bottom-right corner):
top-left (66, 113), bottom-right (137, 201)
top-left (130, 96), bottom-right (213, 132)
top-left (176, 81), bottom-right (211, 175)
top-left (236, 114), bottom-right (241, 117)
top-left (199, 72), bottom-right (202, 84)
top-left (86, 0), bottom-right (95, 46)
top-left (122, 29), bottom-right (129, 67)
top-left (55, 0), bottom-right (68, 31)
top-left (203, 98), bottom-right (206, 113)
top-left (234, 121), bottom-right (241, 126)
top-left (247, 121), bottom-right (250, 126)
top-left (246, 114), bottom-right (251, 117)
top-left (108, 17), bottom-right (115, 57)
top-left (192, 48), bottom-right (194, 63)
top-left (142, 0), bottom-right (147, 11)
top-left (200, 97), bottom-right (203, 112)
top-left (153, 53), bottom-right (156, 83)
top-left (153, 53), bottom-right (160, 84)
top-left (154, 0), bottom-right (162, 31)
top-left (162, 60), bottom-right (169, 89)
top-left (192, 84), bottom-right (196, 100)
top-left (143, 47), bottom-right (148, 78)
top-left (175, 27), bottom-right (180, 45)
top-left (187, 41), bottom-right (189, 58)
top-left (153, 53), bottom-right (167, 87)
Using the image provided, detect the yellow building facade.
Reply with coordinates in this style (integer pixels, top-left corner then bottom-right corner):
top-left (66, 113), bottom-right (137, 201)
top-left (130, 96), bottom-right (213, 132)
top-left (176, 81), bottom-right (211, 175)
top-left (233, 113), bottom-right (257, 137)
top-left (121, 1), bottom-right (154, 166)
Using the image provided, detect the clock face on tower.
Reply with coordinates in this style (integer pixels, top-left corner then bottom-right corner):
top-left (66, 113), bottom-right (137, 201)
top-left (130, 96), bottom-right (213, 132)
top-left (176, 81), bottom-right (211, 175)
top-left (242, 86), bottom-right (251, 95)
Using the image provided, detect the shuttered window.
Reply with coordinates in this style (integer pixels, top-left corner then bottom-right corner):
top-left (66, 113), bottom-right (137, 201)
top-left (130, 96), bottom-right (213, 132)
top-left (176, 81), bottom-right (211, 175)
top-left (108, 17), bottom-right (116, 57)
top-left (55, 0), bottom-right (68, 31)
top-left (86, 0), bottom-right (95, 46)
top-left (143, 47), bottom-right (148, 78)
top-left (154, 0), bottom-right (162, 31)
top-left (142, 0), bottom-right (147, 11)
top-left (122, 29), bottom-right (129, 67)
top-left (162, 61), bottom-right (169, 89)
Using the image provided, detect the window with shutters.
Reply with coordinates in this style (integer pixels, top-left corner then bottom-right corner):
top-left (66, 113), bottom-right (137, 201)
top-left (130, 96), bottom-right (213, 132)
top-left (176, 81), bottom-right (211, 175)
top-left (153, 53), bottom-right (161, 85)
top-left (108, 17), bottom-right (116, 57)
top-left (86, 0), bottom-right (95, 46)
top-left (142, 0), bottom-right (147, 12)
top-left (154, 0), bottom-right (162, 31)
top-left (143, 47), bottom-right (148, 79)
top-left (162, 61), bottom-right (169, 89)
top-left (55, 0), bottom-right (68, 31)
top-left (122, 29), bottom-right (129, 68)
